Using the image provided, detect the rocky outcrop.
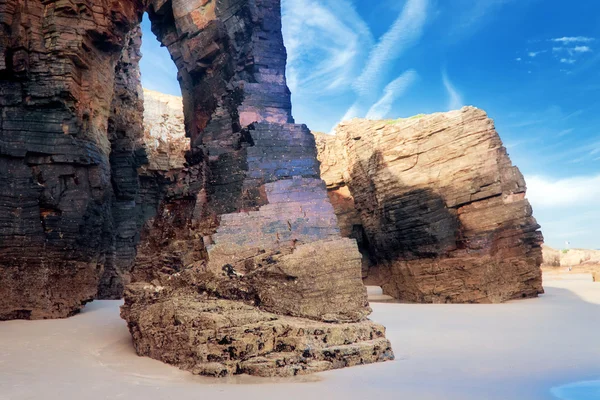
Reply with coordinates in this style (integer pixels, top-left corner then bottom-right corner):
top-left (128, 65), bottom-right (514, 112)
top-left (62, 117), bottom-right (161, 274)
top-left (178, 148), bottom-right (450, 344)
top-left (141, 89), bottom-right (187, 173)
top-left (122, 276), bottom-right (392, 377)
top-left (99, 88), bottom-right (189, 299)
top-left (101, 26), bottom-right (147, 300)
top-left (122, 0), bottom-right (393, 377)
top-left (543, 246), bottom-right (600, 268)
top-left (1, 0), bottom-right (394, 377)
top-left (315, 108), bottom-right (544, 303)
top-left (541, 245), bottom-right (562, 267)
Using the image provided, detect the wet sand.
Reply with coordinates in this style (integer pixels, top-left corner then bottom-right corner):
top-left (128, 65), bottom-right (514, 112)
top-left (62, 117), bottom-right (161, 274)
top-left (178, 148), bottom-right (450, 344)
top-left (1, 275), bottom-right (599, 400)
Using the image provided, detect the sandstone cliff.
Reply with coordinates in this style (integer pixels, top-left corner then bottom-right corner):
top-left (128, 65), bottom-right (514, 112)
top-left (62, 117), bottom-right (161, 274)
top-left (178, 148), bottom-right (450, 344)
top-left (542, 246), bottom-right (600, 268)
top-left (315, 107), bottom-right (544, 303)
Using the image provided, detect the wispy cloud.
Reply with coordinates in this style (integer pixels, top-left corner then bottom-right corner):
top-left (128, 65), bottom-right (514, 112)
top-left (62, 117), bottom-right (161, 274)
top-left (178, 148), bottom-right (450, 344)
top-left (282, 0), bottom-right (374, 95)
top-left (339, 103), bottom-right (363, 125)
top-left (442, 69), bottom-right (463, 111)
top-left (447, 0), bottom-right (522, 40)
top-left (283, 0), bottom-right (431, 130)
top-left (354, 0), bottom-right (429, 96)
top-left (528, 50), bottom-right (546, 57)
top-left (560, 58), bottom-right (576, 64)
top-left (573, 45), bottom-right (592, 53)
top-left (366, 70), bottom-right (419, 119)
top-left (557, 128), bottom-right (574, 137)
top-left (551, 36), bottom-right (595, 44)
top-left (554, 45), bottom-right (594, 57)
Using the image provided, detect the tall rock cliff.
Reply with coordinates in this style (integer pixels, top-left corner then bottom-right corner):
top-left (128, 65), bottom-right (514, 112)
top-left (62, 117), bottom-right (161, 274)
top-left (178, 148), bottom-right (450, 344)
top-left (315, 107), bottom-right (544, 303)
top-left (0, 0), bottom-right (144, 319)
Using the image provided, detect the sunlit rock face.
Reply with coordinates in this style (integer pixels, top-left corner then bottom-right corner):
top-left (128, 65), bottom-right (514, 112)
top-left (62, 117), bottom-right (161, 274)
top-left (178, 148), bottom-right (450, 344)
top-left (141, 88), bottom-right (187, 173)
top-left (315, 107), bottom-right (544, 303)
top-left (0, 0), bottom-right (393, 378)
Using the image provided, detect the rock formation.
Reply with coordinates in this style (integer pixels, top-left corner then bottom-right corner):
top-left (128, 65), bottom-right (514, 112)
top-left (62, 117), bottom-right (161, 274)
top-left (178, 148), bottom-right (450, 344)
top-left (0, 0), bottom-right (543, 378)
top-left (541, 245), bottom-right (562, 267)
top-left (0, 0), bottom-right (144, 319)
top-left (315, 108), bottom-right (544, 303)
top-left (0, 0), bottom-right (394, 377)
top-left (121, 0), bottom-right (393, 377)
top-left (542, 246), bottom-right (600, 269)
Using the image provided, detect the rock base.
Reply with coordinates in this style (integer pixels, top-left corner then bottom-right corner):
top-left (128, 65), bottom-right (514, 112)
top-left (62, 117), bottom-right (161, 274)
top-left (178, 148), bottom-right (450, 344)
top-left (121, 283), bottom-right (393, 377)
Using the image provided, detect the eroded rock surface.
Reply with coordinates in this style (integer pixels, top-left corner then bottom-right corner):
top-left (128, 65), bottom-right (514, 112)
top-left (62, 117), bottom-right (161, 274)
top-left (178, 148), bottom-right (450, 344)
top-left (543, 246), bottom-right (600, 268)
top-left (123, 0), bottom-right (395, 377)
top-left (0, 0), bottom-right (393, 377)
top-left (315, 107), bottom-right (544, 303)
top-left (122, 278), bottom-right (392, 377)
top-left (0, 0), bottom-right (144, 318)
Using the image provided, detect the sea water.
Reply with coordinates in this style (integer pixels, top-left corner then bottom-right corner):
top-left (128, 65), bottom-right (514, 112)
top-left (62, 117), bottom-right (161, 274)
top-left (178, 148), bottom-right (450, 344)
top-left (551, 380), bottom-right (600, 400)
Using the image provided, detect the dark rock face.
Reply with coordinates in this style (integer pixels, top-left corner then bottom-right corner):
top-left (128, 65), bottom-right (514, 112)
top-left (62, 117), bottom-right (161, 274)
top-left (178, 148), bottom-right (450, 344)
top-left (101, 26), bottom-right (147, 300)
top-left (315, 108), bottom-right (544, 303)
top-left (0, 0), bottom-right (393, 377)
top-left (0, 0), bottom-right (144, 319)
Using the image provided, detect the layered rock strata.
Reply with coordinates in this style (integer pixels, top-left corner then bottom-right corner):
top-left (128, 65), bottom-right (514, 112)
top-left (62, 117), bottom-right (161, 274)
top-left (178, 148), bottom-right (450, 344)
top-left (315, 108), bottom-right (544, 303)
top-left (124, 0), bottom-right (393, 377)
top-left (1, 0), bottom-right (394, 378)
top-left (122, 277), bottom-right (392, 377)
top-left (542, 246), bottom-right (600, 268)
top-left (0, 0), bottom-right (144, 319)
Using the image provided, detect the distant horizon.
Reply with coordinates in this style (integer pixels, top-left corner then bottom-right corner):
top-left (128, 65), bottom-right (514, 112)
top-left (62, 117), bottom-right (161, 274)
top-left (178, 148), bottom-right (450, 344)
top-left (139, 0), bottom-right (600, 250)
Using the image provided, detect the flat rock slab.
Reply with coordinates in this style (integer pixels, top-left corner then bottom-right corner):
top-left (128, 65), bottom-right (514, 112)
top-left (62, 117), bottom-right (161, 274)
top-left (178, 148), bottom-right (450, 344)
top-left (121, 285), bottom-right (393, 377)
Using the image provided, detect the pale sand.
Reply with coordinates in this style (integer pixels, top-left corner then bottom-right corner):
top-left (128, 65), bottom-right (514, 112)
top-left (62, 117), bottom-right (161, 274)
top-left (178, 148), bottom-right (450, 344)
top-left (1, 275), bottom-right (599, 400)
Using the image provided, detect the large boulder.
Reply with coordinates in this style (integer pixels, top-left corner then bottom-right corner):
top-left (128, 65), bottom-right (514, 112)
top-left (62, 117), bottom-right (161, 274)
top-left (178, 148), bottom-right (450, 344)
top-left (315, 107), bottom-right (544, 303)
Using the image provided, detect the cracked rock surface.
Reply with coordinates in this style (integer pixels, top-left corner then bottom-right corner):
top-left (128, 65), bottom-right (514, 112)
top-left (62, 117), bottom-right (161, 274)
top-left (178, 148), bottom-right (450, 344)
top-left (315, 107), bottom-right (544, 303)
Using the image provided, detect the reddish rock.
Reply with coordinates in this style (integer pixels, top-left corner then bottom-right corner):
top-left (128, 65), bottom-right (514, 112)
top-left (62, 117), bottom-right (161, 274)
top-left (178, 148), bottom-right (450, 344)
top-left (315, 108), bottom-right (544, 303)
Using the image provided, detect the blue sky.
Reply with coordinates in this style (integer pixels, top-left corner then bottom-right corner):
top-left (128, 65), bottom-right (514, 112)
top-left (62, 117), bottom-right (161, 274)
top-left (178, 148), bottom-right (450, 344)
top-left (139, 1), bottom-right (600, 249)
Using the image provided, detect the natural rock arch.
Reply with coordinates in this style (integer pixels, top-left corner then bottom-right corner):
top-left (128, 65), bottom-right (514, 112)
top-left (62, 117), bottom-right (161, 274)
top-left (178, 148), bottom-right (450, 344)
top-left (0, 0), bottom-right (325, 318)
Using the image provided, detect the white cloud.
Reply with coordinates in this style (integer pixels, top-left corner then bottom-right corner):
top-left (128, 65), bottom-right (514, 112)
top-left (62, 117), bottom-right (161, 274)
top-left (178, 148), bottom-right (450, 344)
top-left (560, 58), bottom-right (576, 64)
top-left (354, 0), bottom-right (429, 96)
top-left (526, 174), bottom-right (600, 208)
top-left (527, 174), bottom-right (600, 248)
top-left (573, 45), bottom-right (592, 53)
top-left (442, 70), bottom-right (463, 111)
top-left (281, 0), bottom-right (373, 95)
top-left (340, 103), bottom-right (362, 124)
top-left (551, 36), bottom-right (595, 44)
top-left (516, 57), bottom-right (522, 61)
top-left (528, 51), bottom-right (545, 57)
top-left (366, 70), bottom-right (418, 119)
top-left (448, 0), bottom-right (518, 39)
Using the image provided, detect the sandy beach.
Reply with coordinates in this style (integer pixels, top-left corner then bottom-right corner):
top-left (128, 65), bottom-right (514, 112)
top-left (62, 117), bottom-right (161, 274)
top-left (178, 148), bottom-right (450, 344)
top-left (1, 274), bottom-right (598, 400)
